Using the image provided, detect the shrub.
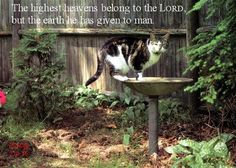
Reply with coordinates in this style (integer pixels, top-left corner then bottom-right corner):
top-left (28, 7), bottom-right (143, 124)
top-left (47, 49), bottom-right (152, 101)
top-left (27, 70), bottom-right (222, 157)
top-left (185, 0), bottom-right (236, 108)
top-left (12, 30), bottom-right (74, 121)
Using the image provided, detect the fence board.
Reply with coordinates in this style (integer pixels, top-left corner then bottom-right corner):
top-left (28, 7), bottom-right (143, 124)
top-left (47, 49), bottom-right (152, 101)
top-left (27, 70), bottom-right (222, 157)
top-left (0, 0), bottom-right (11, 31)
top-left (0, 36), bottom-right (12, 83)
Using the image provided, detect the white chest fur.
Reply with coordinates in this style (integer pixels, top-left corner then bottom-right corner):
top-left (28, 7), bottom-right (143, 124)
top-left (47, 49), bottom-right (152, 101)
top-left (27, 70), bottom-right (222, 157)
top-left (142, 42), bottom-right (163, 70)
top-left (143, 52), bottom-right (161, 70)
top-left (105, 45), bottom-right (130, 74)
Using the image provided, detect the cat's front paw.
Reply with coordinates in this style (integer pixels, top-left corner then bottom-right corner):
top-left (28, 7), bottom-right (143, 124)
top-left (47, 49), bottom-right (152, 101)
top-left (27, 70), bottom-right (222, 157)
top-left (113, 75), bottom-right (129, 82)
top-left (123, 76), bottom-right (129, 81)
top-left (137, 77), bottom-right (145, 81)
top-left (138, 78), bottom-right (145, 81)
top-left (136, 72), bottom-right (143, 81)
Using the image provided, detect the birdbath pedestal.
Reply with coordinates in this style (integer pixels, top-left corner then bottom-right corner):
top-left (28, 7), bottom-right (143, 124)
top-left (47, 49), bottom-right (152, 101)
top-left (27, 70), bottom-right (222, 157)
top-left (119, 77), bottom-right (193, 155)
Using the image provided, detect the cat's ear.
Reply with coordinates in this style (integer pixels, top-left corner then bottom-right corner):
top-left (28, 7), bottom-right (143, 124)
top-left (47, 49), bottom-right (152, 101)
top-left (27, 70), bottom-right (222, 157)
top-left (150, 33), bottom-right (156, 41)
top-left (161, 33), bottom-right (170, 49)
top-left (162, 33), bottom-right (170, 41)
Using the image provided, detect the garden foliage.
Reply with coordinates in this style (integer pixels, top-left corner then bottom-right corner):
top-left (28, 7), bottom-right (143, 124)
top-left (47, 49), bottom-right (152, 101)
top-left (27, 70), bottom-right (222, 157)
top-left (12, 30), bottom-right (74, 121)
top-left (185, 0), bottom-right (236, 107)
top-left (74, 85), bottom-right (117, 109)
top-left (165, 134), bottom-right (235, 168)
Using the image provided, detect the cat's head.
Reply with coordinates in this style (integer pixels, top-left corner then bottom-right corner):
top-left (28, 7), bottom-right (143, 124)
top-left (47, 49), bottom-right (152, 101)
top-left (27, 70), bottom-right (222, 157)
top-left (147, 33), bottom-right (170, 54)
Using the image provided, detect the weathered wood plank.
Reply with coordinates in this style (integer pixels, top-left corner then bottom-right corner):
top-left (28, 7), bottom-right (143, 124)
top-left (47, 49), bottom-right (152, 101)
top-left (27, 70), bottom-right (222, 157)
top-left (0, 37), bottom-right (2, 82)
top-left (0, 31), bottom-right (12, 36)
top-left (0, 36), bottom-right (12, 83)
top-left (2, 37), bottom-right (8, 81)
top-left (18, 28), bottom-right (186, 35)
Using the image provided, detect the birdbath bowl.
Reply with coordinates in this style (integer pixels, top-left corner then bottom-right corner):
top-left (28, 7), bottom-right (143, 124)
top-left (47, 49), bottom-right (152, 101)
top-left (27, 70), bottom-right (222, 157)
top-left (124, 77), bottom-right (193, 96)
top-left (118, 77), bottom-right (193, 155)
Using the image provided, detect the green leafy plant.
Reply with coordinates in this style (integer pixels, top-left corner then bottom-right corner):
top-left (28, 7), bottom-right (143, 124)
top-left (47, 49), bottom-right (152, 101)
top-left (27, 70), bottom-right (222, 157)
top-left (159, 98), bottom-right (191, 123)
top-left (120, 88), bottom-right (148, 127)
top-left (74, 87), bottom-right (148, 126)
top-left (123, 126), bottom-right (134, 145)
top-left (73, 86), bottom-right (147, 126)
top-left (185, 0), bottom-right (236, 108)
top-left (3, 89), bottom-right (18, 112)
top-left (12, 30), bottom-right (74, 121)
top-left (74, 86), bottom-right (117, 109)
top-left (165, 133), bottom-right (235, 168)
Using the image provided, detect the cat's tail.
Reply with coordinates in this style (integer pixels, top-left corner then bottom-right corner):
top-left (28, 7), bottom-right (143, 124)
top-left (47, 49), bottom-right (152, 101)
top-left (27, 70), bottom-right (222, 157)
top-left (85, 50), bottom-right (106, 86)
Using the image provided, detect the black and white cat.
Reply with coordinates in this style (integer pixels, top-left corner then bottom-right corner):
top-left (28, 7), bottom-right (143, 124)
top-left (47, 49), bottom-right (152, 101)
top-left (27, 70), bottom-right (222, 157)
top-left (85, 33), bottom-right (170, 86)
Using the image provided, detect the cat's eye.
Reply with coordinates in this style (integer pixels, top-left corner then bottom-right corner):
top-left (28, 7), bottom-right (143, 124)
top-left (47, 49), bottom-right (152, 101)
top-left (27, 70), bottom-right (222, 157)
top-left (150, 41), bottom-right (158, 45)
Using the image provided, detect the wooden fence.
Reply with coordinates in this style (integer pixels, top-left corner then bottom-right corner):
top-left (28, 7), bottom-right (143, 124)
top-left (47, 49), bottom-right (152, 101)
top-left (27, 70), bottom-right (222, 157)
top-left (0, 0), bottom-right (221, 104)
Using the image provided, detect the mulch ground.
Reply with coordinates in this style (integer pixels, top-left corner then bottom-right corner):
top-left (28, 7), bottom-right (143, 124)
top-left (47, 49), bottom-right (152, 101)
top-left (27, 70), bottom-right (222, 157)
top-left (0, 107), bottom-right (236, 167)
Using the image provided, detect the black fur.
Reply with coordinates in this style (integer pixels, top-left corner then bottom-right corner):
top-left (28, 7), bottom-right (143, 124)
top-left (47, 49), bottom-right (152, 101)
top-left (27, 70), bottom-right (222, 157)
top-left (85, 34), bottom-right (169, 86)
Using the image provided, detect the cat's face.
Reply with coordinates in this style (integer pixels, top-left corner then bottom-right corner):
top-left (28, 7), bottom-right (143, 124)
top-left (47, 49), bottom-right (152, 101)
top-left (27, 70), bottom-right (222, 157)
top-left (147, 33), bottom-right (169, 54)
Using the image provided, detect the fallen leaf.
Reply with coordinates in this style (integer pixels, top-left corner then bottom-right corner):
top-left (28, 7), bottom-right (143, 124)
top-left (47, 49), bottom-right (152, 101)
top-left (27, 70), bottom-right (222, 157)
top-left (105, 124), bottom-right (117, 129)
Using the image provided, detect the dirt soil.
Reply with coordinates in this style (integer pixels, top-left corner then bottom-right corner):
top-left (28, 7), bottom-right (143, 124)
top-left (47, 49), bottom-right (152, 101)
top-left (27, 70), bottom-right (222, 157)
top-left (0, 107), bottom-right (236, 168)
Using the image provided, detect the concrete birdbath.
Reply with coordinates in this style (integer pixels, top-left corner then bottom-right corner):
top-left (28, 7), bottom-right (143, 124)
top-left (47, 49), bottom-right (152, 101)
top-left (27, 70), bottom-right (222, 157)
top-left (119, 77), bottom-right (193, 155)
